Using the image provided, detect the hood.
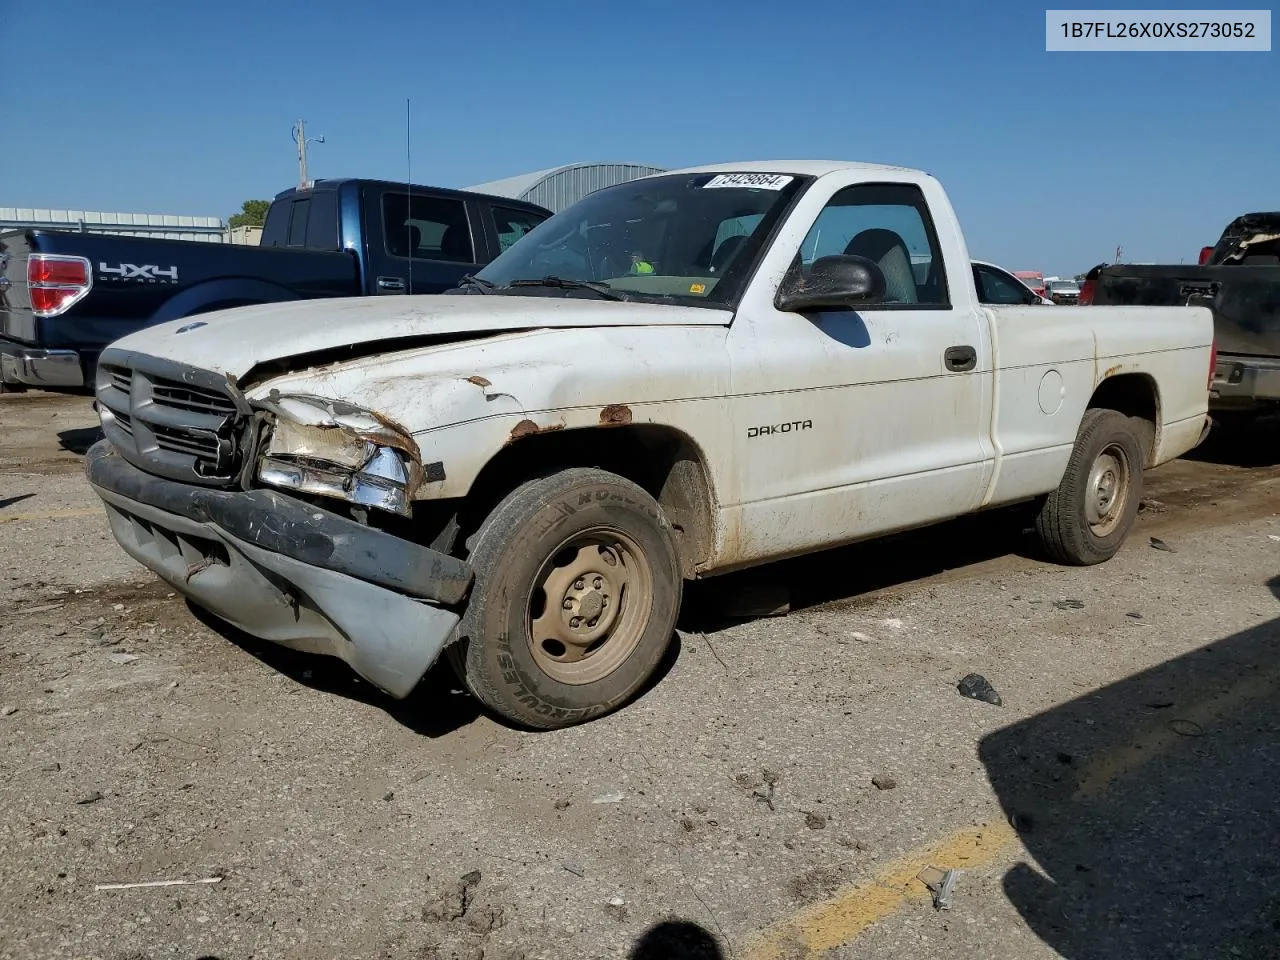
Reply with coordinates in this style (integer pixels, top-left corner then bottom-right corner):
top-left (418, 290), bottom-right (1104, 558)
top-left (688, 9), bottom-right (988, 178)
top-left (108, 293), bottom-right (732, 379)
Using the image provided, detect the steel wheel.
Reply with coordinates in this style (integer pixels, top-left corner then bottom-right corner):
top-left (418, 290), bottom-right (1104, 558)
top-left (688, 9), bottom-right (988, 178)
top-left (1085, 443), bottom-right (1131, 537)
top-left (527, 529), bottom-right (653, 685)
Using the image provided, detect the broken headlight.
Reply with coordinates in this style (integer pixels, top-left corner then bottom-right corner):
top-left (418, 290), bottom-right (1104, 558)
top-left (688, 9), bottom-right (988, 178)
top-left (255, 395), bottom-right (424, 518)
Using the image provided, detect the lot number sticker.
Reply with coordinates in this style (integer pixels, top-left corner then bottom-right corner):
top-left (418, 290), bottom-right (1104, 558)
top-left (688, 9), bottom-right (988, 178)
top-left (702, 173), bottom-right (794, 190)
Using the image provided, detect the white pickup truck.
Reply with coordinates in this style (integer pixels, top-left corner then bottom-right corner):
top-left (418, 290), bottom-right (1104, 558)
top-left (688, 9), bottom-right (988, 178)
top-left (85, 161), bottom-right (1215, 729)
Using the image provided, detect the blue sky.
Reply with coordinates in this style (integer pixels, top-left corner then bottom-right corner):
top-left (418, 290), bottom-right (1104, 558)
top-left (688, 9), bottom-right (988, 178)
top-left (2, 0), bottom-right (1276, 275)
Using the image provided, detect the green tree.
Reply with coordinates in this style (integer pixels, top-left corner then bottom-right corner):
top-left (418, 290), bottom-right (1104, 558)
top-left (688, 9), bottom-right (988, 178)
top-left (228, 199), bottom-right (270, 229)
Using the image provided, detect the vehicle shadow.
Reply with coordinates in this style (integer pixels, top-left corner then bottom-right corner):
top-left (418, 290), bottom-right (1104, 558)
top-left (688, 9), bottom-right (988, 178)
top-left (187, 602), bottom-right (684, 737)
top-left (979, 575), bottom-right (1280, 959)
top-left (680, 505), bottom-right (1039, 632)
top-left (57, 425), bottom-right (103, 455)
top-left (187, 603), bottom-right (484, 737)
top-left (1187, 414), bottom-right (1280, 467)
top-left (628, 919), bottom-right (726, 959)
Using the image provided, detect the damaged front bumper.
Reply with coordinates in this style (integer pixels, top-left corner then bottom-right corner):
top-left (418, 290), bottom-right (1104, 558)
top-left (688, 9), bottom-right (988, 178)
top-left (85, 440), bottom-right (473, 698)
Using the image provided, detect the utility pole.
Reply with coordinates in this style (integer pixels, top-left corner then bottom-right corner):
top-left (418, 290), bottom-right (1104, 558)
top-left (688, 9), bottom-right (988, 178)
top-left (1114, 245), bottom-right (1123, 264)
top-left (291, 119), bottom-right (325, 189)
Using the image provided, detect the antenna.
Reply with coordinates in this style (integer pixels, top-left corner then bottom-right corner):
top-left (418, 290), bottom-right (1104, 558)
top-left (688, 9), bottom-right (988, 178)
top-left (405, 98), bottom-right (414, 294)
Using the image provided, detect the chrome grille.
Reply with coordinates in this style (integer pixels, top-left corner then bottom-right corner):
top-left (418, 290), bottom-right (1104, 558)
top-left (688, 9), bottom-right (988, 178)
top-left (96, 355), bottom-right (247, 487)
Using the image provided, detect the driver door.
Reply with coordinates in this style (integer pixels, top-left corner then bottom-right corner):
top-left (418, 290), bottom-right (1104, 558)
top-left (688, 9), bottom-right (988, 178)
top-left (722, 180), bottom-right (993, 564)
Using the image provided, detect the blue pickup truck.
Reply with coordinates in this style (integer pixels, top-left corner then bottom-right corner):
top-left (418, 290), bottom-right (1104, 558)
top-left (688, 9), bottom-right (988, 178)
top-left (0, 179), bottom-right (551, 391)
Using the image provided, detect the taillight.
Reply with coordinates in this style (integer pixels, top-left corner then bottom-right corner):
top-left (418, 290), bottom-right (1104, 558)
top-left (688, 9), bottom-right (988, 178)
top-left (1198, 246), bottom-right (1214, 265)
top-left (1078, 276), bottom-right (1096, 305)
top-left (28, 254), bottom-right (92, 317)
top-left (1208, 336), bottom-right (1217, 389)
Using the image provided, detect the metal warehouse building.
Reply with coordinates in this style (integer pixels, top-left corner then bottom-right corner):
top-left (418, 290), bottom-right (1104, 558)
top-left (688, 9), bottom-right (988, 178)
top-left (0, 207), bottom-right (227, 242)
top-left (465, 162), bottom-right (666, 213)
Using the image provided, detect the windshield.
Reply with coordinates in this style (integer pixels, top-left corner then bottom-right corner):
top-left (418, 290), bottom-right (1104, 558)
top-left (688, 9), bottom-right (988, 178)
top-left (472, 172), bottom-right (810, 307)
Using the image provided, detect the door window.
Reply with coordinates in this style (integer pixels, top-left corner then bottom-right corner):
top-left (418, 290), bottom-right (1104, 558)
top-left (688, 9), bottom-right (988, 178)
top-left (491, 205), bottom-right (549, 253)
top-left (382, 193), bottom-right (475, 263)
top-left (798, 183), bottom-right (949, 306)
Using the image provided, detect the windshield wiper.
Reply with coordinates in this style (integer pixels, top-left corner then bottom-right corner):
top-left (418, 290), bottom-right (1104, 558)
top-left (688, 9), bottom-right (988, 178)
top-left (506, 276), bottom-right (629, 301)
top-left (456, 274), bottom-right (496, 294)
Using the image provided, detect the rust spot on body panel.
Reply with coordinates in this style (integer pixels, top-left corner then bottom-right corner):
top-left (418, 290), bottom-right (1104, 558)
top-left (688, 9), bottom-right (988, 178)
top-left (508, 419), bottom-right (566, 442)
top-left (600, 404), bottom-right (633, 426)
top-left (1103, 364), bottom-right (1123, 379)
top-left (465, 375), bottom-right (492, 388)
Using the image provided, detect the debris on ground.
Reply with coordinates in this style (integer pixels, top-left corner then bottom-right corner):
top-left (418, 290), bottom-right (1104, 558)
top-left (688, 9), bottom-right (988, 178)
top-left (1168, 718), bottom-right (1206, 737)
top-left (871, 775), bottom-right (898, 791)
top-left (562, 862), bottom-right (586, 878)
top-left (1, 706), bottom-right (17, 717)
top-left (95, 877), bottom-right (222, 891)
top-left (805, 812), bottom-right (828, 830)
top-left (1139, 498), bottom-right (1167, 513)
top-left (1009, 812), bottom-right (1035, 832)
top-left (604, 897), bottom-right (628, 921)
top-left (1150, 536), bottom-right (1176, 553)
top-left (916, 866), bottom-right (960, 910)
top-left (76, 791), bottom-right (105, 805)
top-left (882, 618), bottom-right (905, 630)
top-left (749, 769), bottom-right (780, 811)
top-left (106, 653), bottom-right (139, 665)
top-left (591, 792), bottom-right (626, 804)
top-left (382, 790), bottom-right (395, 802)
top-left (1126, 612), bottom-right (1144, 619)
top-left (553, 799), bottom-right (570, 811)
top-left (422, 870), bottom-right (483, 922)
top-left (17, 602), bottom-right (65, 615)
top-left (1053, 599), bottom-right (1085, 610)
top-left (957, 673), bottom-right (1003, 706)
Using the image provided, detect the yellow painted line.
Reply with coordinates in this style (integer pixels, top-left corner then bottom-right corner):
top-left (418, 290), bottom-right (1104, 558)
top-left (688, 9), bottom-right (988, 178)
top-left (742, 821), bottom-right (1019, 960)
top-left (1073, 661), bottom-right (1280, 800)
top-left (0, 508), bottom-right (102, 524)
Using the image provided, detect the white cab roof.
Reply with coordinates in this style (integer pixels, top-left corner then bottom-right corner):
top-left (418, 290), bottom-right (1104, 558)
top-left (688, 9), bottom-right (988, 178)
top-left (659, 159), bottom-right (926, 179)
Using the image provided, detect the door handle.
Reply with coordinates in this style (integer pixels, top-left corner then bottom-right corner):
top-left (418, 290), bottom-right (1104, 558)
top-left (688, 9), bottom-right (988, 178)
top-left (944, 345), bottom-right (977, 372)
top-left (377, 276), bottom-right (406, 292)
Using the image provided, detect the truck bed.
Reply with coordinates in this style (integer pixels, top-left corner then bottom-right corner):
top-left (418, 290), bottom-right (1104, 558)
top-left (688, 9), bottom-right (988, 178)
top-left (1089, 263), bottom-right (1280, 357)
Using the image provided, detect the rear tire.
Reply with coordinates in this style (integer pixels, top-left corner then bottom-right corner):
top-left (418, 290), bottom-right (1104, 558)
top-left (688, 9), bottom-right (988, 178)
top-left (1035, 409), bottom-right (1145, 566)
top-left (449, 468), bottom-right (682, 730)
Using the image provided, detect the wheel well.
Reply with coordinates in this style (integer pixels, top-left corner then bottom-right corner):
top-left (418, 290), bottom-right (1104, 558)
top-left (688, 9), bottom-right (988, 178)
top-left (1088, 373), bottom-right (1159, 465)
top-left (459, 425), bottom-right (716, 578)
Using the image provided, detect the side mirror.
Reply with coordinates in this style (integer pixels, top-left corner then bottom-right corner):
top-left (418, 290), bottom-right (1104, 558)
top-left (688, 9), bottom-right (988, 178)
top-left (775, 255), bottom-right (886, 312)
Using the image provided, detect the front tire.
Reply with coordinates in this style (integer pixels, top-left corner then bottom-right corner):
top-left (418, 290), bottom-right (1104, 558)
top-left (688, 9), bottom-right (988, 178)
top-left (1035, 409), bottom-right (1145, 566)
top-left (450, 468), bottom-right (682, 730)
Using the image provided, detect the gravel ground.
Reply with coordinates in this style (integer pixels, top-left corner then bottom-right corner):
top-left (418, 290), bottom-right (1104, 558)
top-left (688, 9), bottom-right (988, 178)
top-left (1, 393), bottom-right (1278, 960)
